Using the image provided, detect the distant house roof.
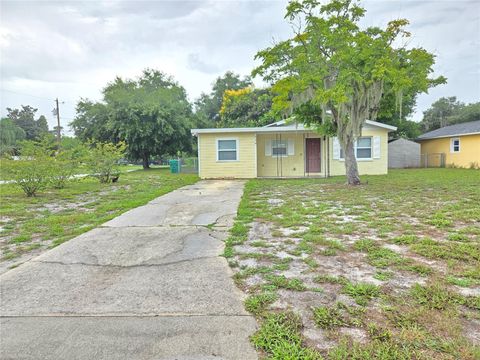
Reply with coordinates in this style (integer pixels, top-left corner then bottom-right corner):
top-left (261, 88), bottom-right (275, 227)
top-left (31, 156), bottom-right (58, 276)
top-left (388, 138), bottom-right (418, 144)
top-left (417, 120), bottom-right (480, 140)
top-left (191, 119), bottom-right (396, 135)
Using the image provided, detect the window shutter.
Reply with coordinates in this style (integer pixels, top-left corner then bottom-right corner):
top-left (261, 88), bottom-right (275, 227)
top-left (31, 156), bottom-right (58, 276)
top-left (333, 137), bottom-right (340, 160)
top-left (373, 136), bottom-right (381, 159)
top-left (287, 139), bottom-right (294, 155)
top-left (450, 139), bottom-right (454, 153)
top-left (265, 140), bottom-right (272, 156)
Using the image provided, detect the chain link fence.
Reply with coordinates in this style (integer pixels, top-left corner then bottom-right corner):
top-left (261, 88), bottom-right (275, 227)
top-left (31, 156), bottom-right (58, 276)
top-left (172, 157), bottom-right (198, 174)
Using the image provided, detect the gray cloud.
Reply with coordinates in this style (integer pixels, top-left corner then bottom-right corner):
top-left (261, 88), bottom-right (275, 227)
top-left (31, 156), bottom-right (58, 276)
top-left (0, 0), bottom-right (479, 133)
top-left (187, 53), bottom-right (219, 74)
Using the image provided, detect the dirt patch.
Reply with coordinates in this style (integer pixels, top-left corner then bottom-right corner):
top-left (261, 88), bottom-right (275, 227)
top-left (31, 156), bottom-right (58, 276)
top-left (462, 318), bottom-right (480, 345)
top-left (267, 198), bottom-right (284, 206)
top-left (248, 221), bottom-right (272, 240)
top-left (41, 200), bottom-right (96, 213)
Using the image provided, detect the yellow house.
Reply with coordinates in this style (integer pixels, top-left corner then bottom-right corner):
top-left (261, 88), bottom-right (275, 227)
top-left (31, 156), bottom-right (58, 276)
top-left (191, 120), bottom-right (397, 179)
top-left (417, 120), bottom-right (480, 168)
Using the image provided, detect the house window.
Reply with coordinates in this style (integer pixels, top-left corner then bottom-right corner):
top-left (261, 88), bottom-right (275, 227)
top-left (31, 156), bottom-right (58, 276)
top-left (339, 137), bottom-right (372, 159)
top-left (217, 139), bottom-right (238, 161)
top-left (272, 140), bottom-right (288, 156)
top-left (356, 137), bottom-right (372, 159)
top-left (451, 138), bottom-right (460, 153)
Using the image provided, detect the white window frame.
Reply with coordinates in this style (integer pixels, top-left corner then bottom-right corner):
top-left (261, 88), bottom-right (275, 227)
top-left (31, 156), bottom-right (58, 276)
top-left (339, 137), bottom-right (373, 161)
top-left (356, 137), bottom-right (373, 159)
top-left (271, 139), bottom-right (288, 157)
top-left (216, 138), bottom-right (239, 162)
top-left (451, 137), bottom-right (460, 153)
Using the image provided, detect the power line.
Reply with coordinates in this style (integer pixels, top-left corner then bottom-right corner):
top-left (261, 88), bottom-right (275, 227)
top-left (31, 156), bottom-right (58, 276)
top-left (0, 88), bottom-right (77, 104)
top-left (0, 88), bottom-right (54, 101)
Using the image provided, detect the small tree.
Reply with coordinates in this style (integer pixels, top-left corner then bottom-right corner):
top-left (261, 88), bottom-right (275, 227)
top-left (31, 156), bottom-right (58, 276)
top-left (4, 139), bottom-right (54, 197)
top-left (85, 142), bottom-right (126, 183)
top-left (253, 0), bottom-right (445, 185)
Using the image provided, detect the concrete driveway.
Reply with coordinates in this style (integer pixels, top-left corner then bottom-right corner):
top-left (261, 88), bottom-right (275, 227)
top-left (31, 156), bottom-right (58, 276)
top-left (0, 180), bottom-right (257, 360)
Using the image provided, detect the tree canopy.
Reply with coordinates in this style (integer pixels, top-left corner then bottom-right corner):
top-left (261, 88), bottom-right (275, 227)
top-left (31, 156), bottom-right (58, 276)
top-left (71, 69), bottom-right (193, 168)
top-left (6, 105), bottom-right (49, 140)
top-left (194, 71), bottom-right (252, 127)
top-left (0, 118), bottom-right (26, 155)
top-left (420, 97), bottom-right (480, 132)
top-left (376, 89), bottom-right (421, 139)
top-left (253, 0), bottom-right (445, 184)
top-left (218, 87), bottom-right (276, 127)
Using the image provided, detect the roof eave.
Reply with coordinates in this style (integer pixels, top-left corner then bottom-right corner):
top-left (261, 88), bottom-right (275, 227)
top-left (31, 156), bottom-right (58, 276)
top-left (417, 132), bottom-right (480, 141)
top-left (192, 120), bottom-right (396, 135)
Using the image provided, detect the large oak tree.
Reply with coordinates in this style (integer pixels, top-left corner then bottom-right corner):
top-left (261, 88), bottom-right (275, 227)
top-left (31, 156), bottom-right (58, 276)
top-left (71, 69), bottom-right (193, 169)
top-left (253, 0), bottom-right (445, 184)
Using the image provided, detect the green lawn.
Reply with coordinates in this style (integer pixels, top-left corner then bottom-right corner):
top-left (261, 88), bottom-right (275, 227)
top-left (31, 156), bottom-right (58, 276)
top-left (0, 168), bottom-right (198, 269)
top-left (226, 169), bottom-right (480, 359)
top-left (0, 163), bottom-right (167, 181)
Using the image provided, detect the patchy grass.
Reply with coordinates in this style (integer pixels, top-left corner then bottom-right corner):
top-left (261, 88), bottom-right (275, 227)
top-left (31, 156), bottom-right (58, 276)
top-left (251, 312), bottom-right (322, 359)
top-left (227, 169), bottom-right (480, 359)
top-left (245, 292), bottom-right (278, 315)
top-left (0, 168), bottom-right (198, 270)
top-left (342, 281), bottom-right (380, 306)
top-left (313, 305), bottom-right (346, 329)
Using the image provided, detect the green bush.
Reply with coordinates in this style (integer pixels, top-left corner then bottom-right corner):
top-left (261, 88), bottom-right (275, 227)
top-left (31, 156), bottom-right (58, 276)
top-left (2, 146), bottom-right (53, 197)
top-left (85, 142), bottom-right (126, 183)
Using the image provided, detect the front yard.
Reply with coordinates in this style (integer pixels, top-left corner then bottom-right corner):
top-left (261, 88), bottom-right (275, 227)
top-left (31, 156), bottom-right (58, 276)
top-left (227, 169), bottom-right (480, 359)
top-left (0, 168), bottom-right (198, 273)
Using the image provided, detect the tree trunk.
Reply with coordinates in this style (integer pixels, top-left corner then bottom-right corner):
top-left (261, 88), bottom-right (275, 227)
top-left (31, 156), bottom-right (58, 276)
top-left (343, 138), bottom-right (361, 185)
top-left (142, 153), bottom-right (150, 169)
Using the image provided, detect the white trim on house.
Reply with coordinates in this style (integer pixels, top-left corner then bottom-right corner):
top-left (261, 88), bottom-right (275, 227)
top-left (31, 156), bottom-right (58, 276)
top-left (450, 137), bottom-right (460, 153)
top-left (263, 119), bottom-right (287, 127)
top-left (197, 135), bottom-right (201, 175)
top-left (191, 120), bottom-right (396, 135)
top-left (336, 136), bottom-right (379, 162)
top-left (216, 138), bottom-right (239, 162)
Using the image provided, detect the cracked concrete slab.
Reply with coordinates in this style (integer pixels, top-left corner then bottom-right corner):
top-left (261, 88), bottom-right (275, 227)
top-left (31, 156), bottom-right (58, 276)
top-left (1, 258), bottom-right (249, 316)
top-left (0, 180), bottom-right (257, 359)
top-left (30, 226), bottom-right (227, 267)
top-left (0, 316), bottom-right (255, 360)
top-left (104, 180), bottom-right (244, 227)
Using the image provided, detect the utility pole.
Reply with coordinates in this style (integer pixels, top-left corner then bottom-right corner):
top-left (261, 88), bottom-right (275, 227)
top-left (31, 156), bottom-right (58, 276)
top-left (55, 98), bottom-right (61, 145)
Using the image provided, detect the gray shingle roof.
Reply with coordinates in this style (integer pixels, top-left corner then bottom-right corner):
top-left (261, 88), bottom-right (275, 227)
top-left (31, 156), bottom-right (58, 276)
top-left (417, 120), bottom-right (480, 140)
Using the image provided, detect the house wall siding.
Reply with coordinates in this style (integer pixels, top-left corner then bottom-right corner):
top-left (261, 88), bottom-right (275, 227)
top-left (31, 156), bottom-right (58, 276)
top-left (329, 127), bottom-right (390, 176)
top-left (419, 134), bottom-right (480, 168)
top-left (196, 126), bottom-right (392, 179)
top-left (256, 132), bottom-right (325, 177)
top-left (197, 132), bottom-right (257, 179)
top-left (388, 139), bottom-right (421, 168)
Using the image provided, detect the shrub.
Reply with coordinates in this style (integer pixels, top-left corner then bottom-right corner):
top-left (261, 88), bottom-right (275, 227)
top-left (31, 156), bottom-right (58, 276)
top-left (2, 139), bottom-right (55, 198)
top-left (85, 142), bottom-right (126, 183)
top-left (49, 147), bottom-right (83, 189)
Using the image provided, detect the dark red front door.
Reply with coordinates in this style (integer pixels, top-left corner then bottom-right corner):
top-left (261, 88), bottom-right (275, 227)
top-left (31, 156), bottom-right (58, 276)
top-left (306, 138), bottom-right (321, 173)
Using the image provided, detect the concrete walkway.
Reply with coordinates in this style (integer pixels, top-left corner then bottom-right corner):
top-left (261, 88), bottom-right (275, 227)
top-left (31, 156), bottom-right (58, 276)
top-left (0, 181), bottom-right (257, 360)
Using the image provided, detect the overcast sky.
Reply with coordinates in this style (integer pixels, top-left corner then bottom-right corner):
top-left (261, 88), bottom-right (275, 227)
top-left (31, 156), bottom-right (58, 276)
top-left (1, 0), bottom-right (479, 134)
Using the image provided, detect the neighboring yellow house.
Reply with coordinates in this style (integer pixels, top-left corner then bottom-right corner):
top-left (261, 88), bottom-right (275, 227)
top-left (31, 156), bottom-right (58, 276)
top-left (417, 120), bottom-right (480, 168)
top-left (191, 120), bottom-right (397, 179)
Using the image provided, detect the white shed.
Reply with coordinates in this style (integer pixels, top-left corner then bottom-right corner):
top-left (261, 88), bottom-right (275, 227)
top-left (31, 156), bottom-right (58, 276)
top-left (388, 138), bottom-right (421, 168)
